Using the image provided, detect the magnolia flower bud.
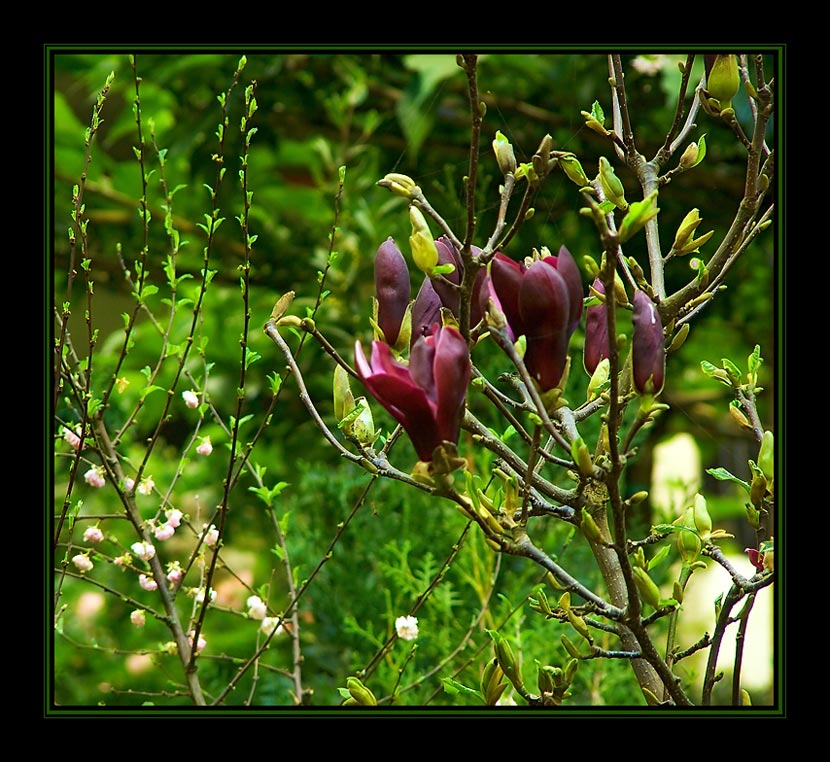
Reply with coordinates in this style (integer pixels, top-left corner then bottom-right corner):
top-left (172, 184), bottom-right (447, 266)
top-left (705, 54), bottom-right (740, 111)
top-left (672, 209), bottom-right (714, 255)
top-left (558, 154), bottom-right (591, 187)
top-left (492, 130), bottom-right (517, 175)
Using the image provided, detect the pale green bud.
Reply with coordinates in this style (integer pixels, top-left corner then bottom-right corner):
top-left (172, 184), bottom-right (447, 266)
top-left (675, 506), bottom-right (702, 564)
top-left (587, 357), bottom-right (610, 401)
top-left (408, 206), bottom-right (439, 274)
top-left (333, 364), bottom-right (355, 423)
top-left (692, 493), bottom-right (712, 540)
top-left (758, 430), bottom-right (774, 481)
top-left (346, 676), bottom-right (377, 706)
top-left (618, 190), bottom-right (659, 243)
top-left (598, 156), bottom-right (627, 210)
top-left (378, 172), bottom-right (420, 199)
top-left (706, 55), bottom-right (740, 112)
top-left (672, 208), bottom-right (714, 255)
top-left (558, 154), bottom-right (591, 187)
top-left (493, 130), bottom-right (517, 175)
top-left (632, 566), bottom-right (662, 610)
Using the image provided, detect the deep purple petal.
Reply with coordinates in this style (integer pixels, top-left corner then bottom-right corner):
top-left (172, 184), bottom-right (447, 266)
top-left (631, 290), bottom-right (665, 393)
top-left (490, 253), bottom-right (526, 337)
top-left (432, 326), bottom-right (471, 444)
top-left (551, 245), bottom-right (584, 335)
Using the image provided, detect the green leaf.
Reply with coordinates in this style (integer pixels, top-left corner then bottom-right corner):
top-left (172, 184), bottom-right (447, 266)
top-left (706, 467), bottom-right (750, 493)
top-left (441, 677), bottom-right (483, 701)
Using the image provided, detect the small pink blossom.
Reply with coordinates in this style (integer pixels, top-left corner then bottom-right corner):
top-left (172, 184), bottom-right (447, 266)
top-left (131, 541), bottom-right (156, 562)
top-left (165, 509), bottom-right (183, 528)
top-left (63, 426), bottom-right (84, 451)
top-left (196, 437), bottom-right (213, 456)
top-left (113, 553), bottom-right (132, 568)
top-left (84, 468), bottom-right (105, 488)
top-left (124, 477), bottom-right (135, 491)
top-left (154, 523), bottom-right (175, 541)
top-left (182, 390), bottom-right (200, 409)
top-left (203, 524), bottom-right (219, 548)
top-left (130, 609), bottom-right (146, 628)
top-left (188, 630), bottom-right (207, 653)
top-left (166, 562), bottom-right (183, 587)
top-left (136, 477), bottom-right (155, 496)
top-left (72, 554), bottom-right (94, 573)
top-left (83, 526), bottom-right (104, 543)
top-left (139, 573), bottom-right (158, 591)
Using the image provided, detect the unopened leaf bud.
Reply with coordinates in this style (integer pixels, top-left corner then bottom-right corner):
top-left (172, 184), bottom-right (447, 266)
top-left (408, 206), bottom-right (439, 274)
top-left (587, 357), bottom-right (610, 401)
top-left (617, 190), bottom-right (659, 243)
top-left (729, 402), bottom-right (752, 429)
top-left (674, 507), bottom-right (702, 563)
top-left (567, 609), bottom-right (592, 641)
top-left (758, 430), bottom-right (774, 481)
top-left (705, 54), bottom-right (741, 112)
top-left (749, 473), bottom-right (768, 508)
top-left (678, 135), bottom-right (707, 170)
top-left (563, 658), bottom-right (579, 685)
top-left (561, 634), bottom-right (583, 660)
top-left (493, 632), bottom-right (524, 690)
top-left (558, 154), bottom-right (591, 187)
top-left (598, 156), bottom-right (627, 210)
top-left (627, 490), bottom-right (649, 505)
top-left (692, 493), bottom-right (712, 540)
top-left (580, 507), bottom-right (605, 546)
top-left (493, 130), bottom-right (517, 175)
top-left (333, 364), bottom-right (355, 422)
top-left (269, 290), bottom-right (296, 322)
top-left (346, 676), bottom-right (377, 706)
top-left (571, 437), bottom-right (594, 477)
top-left (672, 208), bottom-right (714, 255)
top-left (632, 566), bottom-right (662, 610)
top-left (667, 323), bottom-right (690, 353)
top-left (378, 172), bottom-right (419, 199)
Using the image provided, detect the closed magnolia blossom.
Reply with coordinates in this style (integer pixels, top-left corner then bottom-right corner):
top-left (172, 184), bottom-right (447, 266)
top-left (583, 278), bottom-right (611, 375)
top-left (374, 237), bottom-right (411, 349)
top-left (355, 324), bottom-right (470, 462)
top-left (486, 246), bottom-right (583, 391)
top-left (631, 290), bottom-right (665, 394)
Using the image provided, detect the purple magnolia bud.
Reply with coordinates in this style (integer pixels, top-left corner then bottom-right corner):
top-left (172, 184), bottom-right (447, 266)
top-left (355, 325), bottom-right (470, 462)
top-left (519, 260), bottom-right (572, 392)
top-left (631, 290), bottom-right (665, 394)
top-left (374, 237), bottom-right (411, 348)
top-left (584, 278), bottom-right (610, 374)
top-left (549, 245), bottom-right (584, 336)
top-left (411, 278), bottom-right (442, 345)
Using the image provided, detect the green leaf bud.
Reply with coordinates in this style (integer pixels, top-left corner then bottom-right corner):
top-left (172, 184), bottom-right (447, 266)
top-left (346, 676), bottom-right (377, 705)
top-left (678, 134), bottom-right (707, 170)
top-left (408, 206), bottom-right (439, 274)
top-left (705, 54), bottom-right (741, 112)
top-left (758, 430), bottom-right (774, 481)
top-left (618, 191), bottom-right (659, 243)
top-left (632, 566), bottom-right (662, 610)
top-left (492, 632), bottom-right (524, 690)
top-left (692, 493), bottom-right (712, 540)
top-left (674, 507), bottom-right (702, 564)
top-left (580, 507), bottom-right (606, 545)
top-left (571, 437), bottom-right (594, 477)
top-left (558, 153), bottom-right (591, 187)
top-left (672, 208), bottom-right (715, 255)
top-left (269, 290), bottom-right (296, 322)
top-left (598, 156), bottom-right (628, 210)
top-left (567, 609), bottom-right (592, 641)
top-left (561, 634), bottom-right (583, 660)
top-left (481, 657), bottom-right (507, 706)
top-left (378, 172), bottom-right (420, 199)
top-left (493, 130), bottom-right (517, 175)
top-left (333, 364), bottom-right (355, 423)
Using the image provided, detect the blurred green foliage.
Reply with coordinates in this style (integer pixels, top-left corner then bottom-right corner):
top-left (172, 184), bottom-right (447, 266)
top-left (51, 48), bottom-right (776, 709)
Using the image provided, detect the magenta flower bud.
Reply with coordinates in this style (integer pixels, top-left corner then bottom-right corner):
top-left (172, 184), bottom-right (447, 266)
top-left (631, 290), bottom-right (665, 394)
top-left (584, 278), bottom-right (610, 374)
top-left (374, 237), bottom-right (411, 348)
top-left (520, 260), bottom-right (572, 391)
top-left (411, 277), bottom-right (442, 345)
top-left (489, 249), bottom-right (583, 392)
top-left (355, 324), bottom-right (470, 462)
